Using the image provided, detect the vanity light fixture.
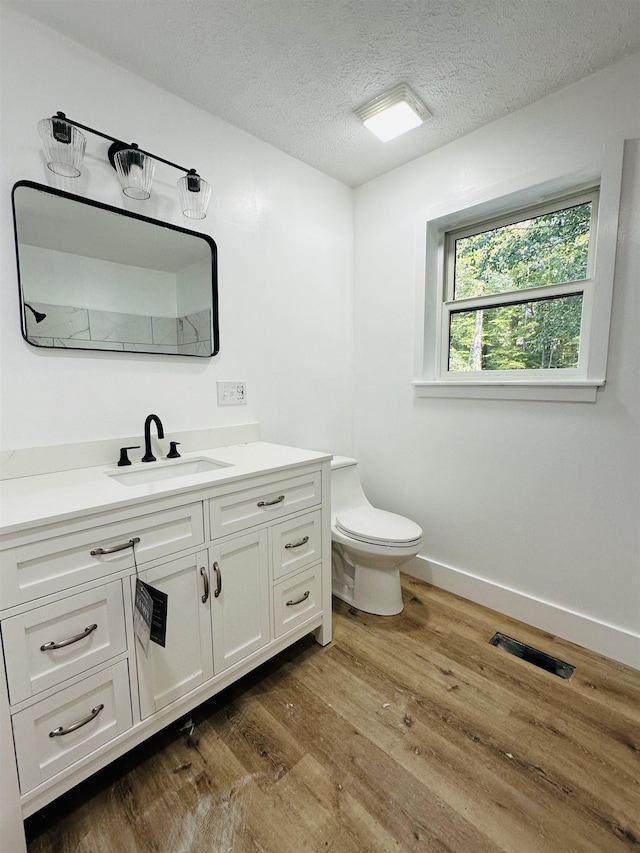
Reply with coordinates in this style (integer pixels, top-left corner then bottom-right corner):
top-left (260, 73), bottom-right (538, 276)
top-left (354, 83), bottom-right (431, 142)
top-left (38, 112), bottom-right (211, 219)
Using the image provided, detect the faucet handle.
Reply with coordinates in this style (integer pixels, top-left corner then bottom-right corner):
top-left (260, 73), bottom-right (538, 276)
top-left (167, 441), bottom-right (181, 459)
top-left (117, 446), bottom-right (140, 467)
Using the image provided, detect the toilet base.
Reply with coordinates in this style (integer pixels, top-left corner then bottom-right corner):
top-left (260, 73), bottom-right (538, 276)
top-left (332, 544), bottom-right (404, 616)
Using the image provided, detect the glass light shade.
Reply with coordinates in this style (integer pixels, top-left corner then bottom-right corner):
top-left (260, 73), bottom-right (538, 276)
top-left (114, 148), bottom-right (155, 199)
top-left (38, 117), bottom-right (86, 177)
top-left (178, 171), bottom-right (211, 219)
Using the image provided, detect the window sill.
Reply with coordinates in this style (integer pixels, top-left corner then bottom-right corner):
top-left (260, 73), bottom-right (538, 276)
top-left (412, 380), bottom-right (603, 402)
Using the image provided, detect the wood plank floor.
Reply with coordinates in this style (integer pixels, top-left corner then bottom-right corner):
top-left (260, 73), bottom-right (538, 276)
top-left (26, 575), bottom-right (640, 852)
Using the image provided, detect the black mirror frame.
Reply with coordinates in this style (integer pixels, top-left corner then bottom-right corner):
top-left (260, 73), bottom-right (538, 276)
top-left (11, 180), bottom-right (219, 357)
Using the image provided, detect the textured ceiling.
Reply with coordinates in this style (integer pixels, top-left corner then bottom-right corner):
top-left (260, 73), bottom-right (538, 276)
top-left (5, 0), bottom-right (640, 186)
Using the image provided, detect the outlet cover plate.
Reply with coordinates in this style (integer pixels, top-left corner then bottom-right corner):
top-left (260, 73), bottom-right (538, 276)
top-left (217, 381), bottom-right (247, 406)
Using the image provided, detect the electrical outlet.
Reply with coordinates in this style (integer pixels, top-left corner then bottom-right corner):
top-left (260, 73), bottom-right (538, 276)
top-left (217, 381), bottom-right (247, 406)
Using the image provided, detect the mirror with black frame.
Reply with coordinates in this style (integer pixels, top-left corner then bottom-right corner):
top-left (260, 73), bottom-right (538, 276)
top-left (12, 181), bottom-right (219, 357)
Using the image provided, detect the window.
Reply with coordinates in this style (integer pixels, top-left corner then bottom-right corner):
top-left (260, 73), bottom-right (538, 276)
top-left (444, 191), bottom-right (596, 376)
top-left (414, 143), bottom-right (624, 402)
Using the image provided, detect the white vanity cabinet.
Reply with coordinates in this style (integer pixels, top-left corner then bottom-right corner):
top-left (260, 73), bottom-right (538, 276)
top-left (0, 442), bottom-right (332, 852)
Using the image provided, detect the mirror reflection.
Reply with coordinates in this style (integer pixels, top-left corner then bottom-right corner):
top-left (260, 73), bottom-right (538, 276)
top-left (12, 181), bottom-right (218, 357)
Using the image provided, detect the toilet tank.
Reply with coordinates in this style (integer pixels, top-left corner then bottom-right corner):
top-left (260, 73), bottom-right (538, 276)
top-left (330, 456), bottom-right (370, 520)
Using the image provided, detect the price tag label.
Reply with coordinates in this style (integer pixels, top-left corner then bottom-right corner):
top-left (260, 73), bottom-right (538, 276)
top-left (133, 579), bottom-right (153, 654)
top-left (134, 579), bottom-right (169, 651)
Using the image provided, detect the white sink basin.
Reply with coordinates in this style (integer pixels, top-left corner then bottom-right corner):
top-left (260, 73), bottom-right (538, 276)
top-left (109, 457), bottom-right (231, 486)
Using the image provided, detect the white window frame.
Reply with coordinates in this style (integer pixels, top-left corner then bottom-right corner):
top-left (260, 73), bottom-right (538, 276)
top-left (413, 141), bottom-right (624, 402)
top-left (441, 189), bottom-right (597, 381)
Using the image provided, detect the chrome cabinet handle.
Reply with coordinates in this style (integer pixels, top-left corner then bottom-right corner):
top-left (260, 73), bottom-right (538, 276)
top-left (286, 590), bottom-right (310, 607)
top-left (41, 623), bottom-right (98, 651)
top-left (200, 566), bottom-right (209, 603)
top-left (285, 535), bottom-right (309, 550)
top-left (213, 561), bottom-right (222, 597)
top-left (49, 703), bottom-right (104, 737)
top-left (257, 494), bottom-right (285, 508)
top-left (90, 536), bottom-right (140, 556)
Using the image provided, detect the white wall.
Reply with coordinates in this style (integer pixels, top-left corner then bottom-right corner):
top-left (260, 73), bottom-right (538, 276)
top-left (354, 54), bottom-right (640, 666)
top-left (177, 258), bottom-right (211, 317)
top-left (19, 246), bottom-right (179, 314)
top-left (0, 8), bottom-right (354, 455)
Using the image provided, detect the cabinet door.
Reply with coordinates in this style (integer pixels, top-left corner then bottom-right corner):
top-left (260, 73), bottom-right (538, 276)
top-left (135, 551), bottom-right (213, 720)
top-left (210, 530), bottom-right (270, 672)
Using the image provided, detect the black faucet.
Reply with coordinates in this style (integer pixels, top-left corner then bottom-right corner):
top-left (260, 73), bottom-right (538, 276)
top-left (142, 414), bottom-right (164, 462)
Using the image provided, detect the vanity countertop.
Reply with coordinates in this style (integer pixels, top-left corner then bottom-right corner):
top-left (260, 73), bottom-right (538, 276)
top-left (0, 441), bottom-right (331, 535)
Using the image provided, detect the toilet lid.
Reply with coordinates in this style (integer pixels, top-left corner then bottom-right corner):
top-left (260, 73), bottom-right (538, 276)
top-left (335, 507), bottom-right (422, 546)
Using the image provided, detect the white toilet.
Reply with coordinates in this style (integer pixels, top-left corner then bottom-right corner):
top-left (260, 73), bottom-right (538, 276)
top-left (330, 456), bottom-right (422, 616)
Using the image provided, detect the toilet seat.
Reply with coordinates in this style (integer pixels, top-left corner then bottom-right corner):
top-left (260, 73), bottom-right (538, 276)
top-left (335, 506), bottom-right (422, 547)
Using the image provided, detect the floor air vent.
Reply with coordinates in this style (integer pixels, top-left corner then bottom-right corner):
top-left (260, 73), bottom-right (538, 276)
top-left (489, 632), bottom-right (575, 679)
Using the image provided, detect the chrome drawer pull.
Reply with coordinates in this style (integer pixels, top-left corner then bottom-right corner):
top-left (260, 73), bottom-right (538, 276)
top-left (90, 536), bottom-right (140, 556)
top-left (286, 590), bottom-right (310, 607)
top-left (49, 703), bottom-right (104, 737)
top-left (257, 494), bottom-right (285, 507)
top-left (41, 623), bottom-right (98, 651)
top-left (285, 535), bottom-right (309, 550)
top-left (213, 561), bottom-right (222, 598)
top-left (200, 566), bottom-right (209, 603)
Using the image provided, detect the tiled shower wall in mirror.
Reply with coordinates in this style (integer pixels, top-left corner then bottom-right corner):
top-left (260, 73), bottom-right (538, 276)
top-left (25, 303), bottom-right (212, 355)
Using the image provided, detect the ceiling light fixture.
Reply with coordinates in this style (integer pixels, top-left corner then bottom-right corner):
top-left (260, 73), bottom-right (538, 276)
top-left (354, 83), bottom-right (431, 142)
top-left (38, 112), bottom-right (211, 219)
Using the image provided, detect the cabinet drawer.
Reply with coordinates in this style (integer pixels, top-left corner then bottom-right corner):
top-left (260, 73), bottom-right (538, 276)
top-left (209, 472), bottom-right (321, 538)
top-left (273, 564), bottom-right (322, 638)
top-left (2, 582), bottom-right (126, 705)
top-left (272, 511), bottom-right (322, 580)
top-left (1, 501), bottom-right (204, 605)
top-left (12, 660), bottom-right (132, 794)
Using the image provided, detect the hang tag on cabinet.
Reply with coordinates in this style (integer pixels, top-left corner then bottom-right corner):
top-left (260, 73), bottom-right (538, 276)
top-left (134, 579), bottom-right (153, 654)
top-left (134, 579), bottom-right (168, 650)
top-left (143, 581), bottom-right (168, 647)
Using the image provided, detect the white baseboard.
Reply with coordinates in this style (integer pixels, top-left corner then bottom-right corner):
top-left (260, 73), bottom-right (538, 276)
top-left (404, 555), bottom-right (640, 670)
